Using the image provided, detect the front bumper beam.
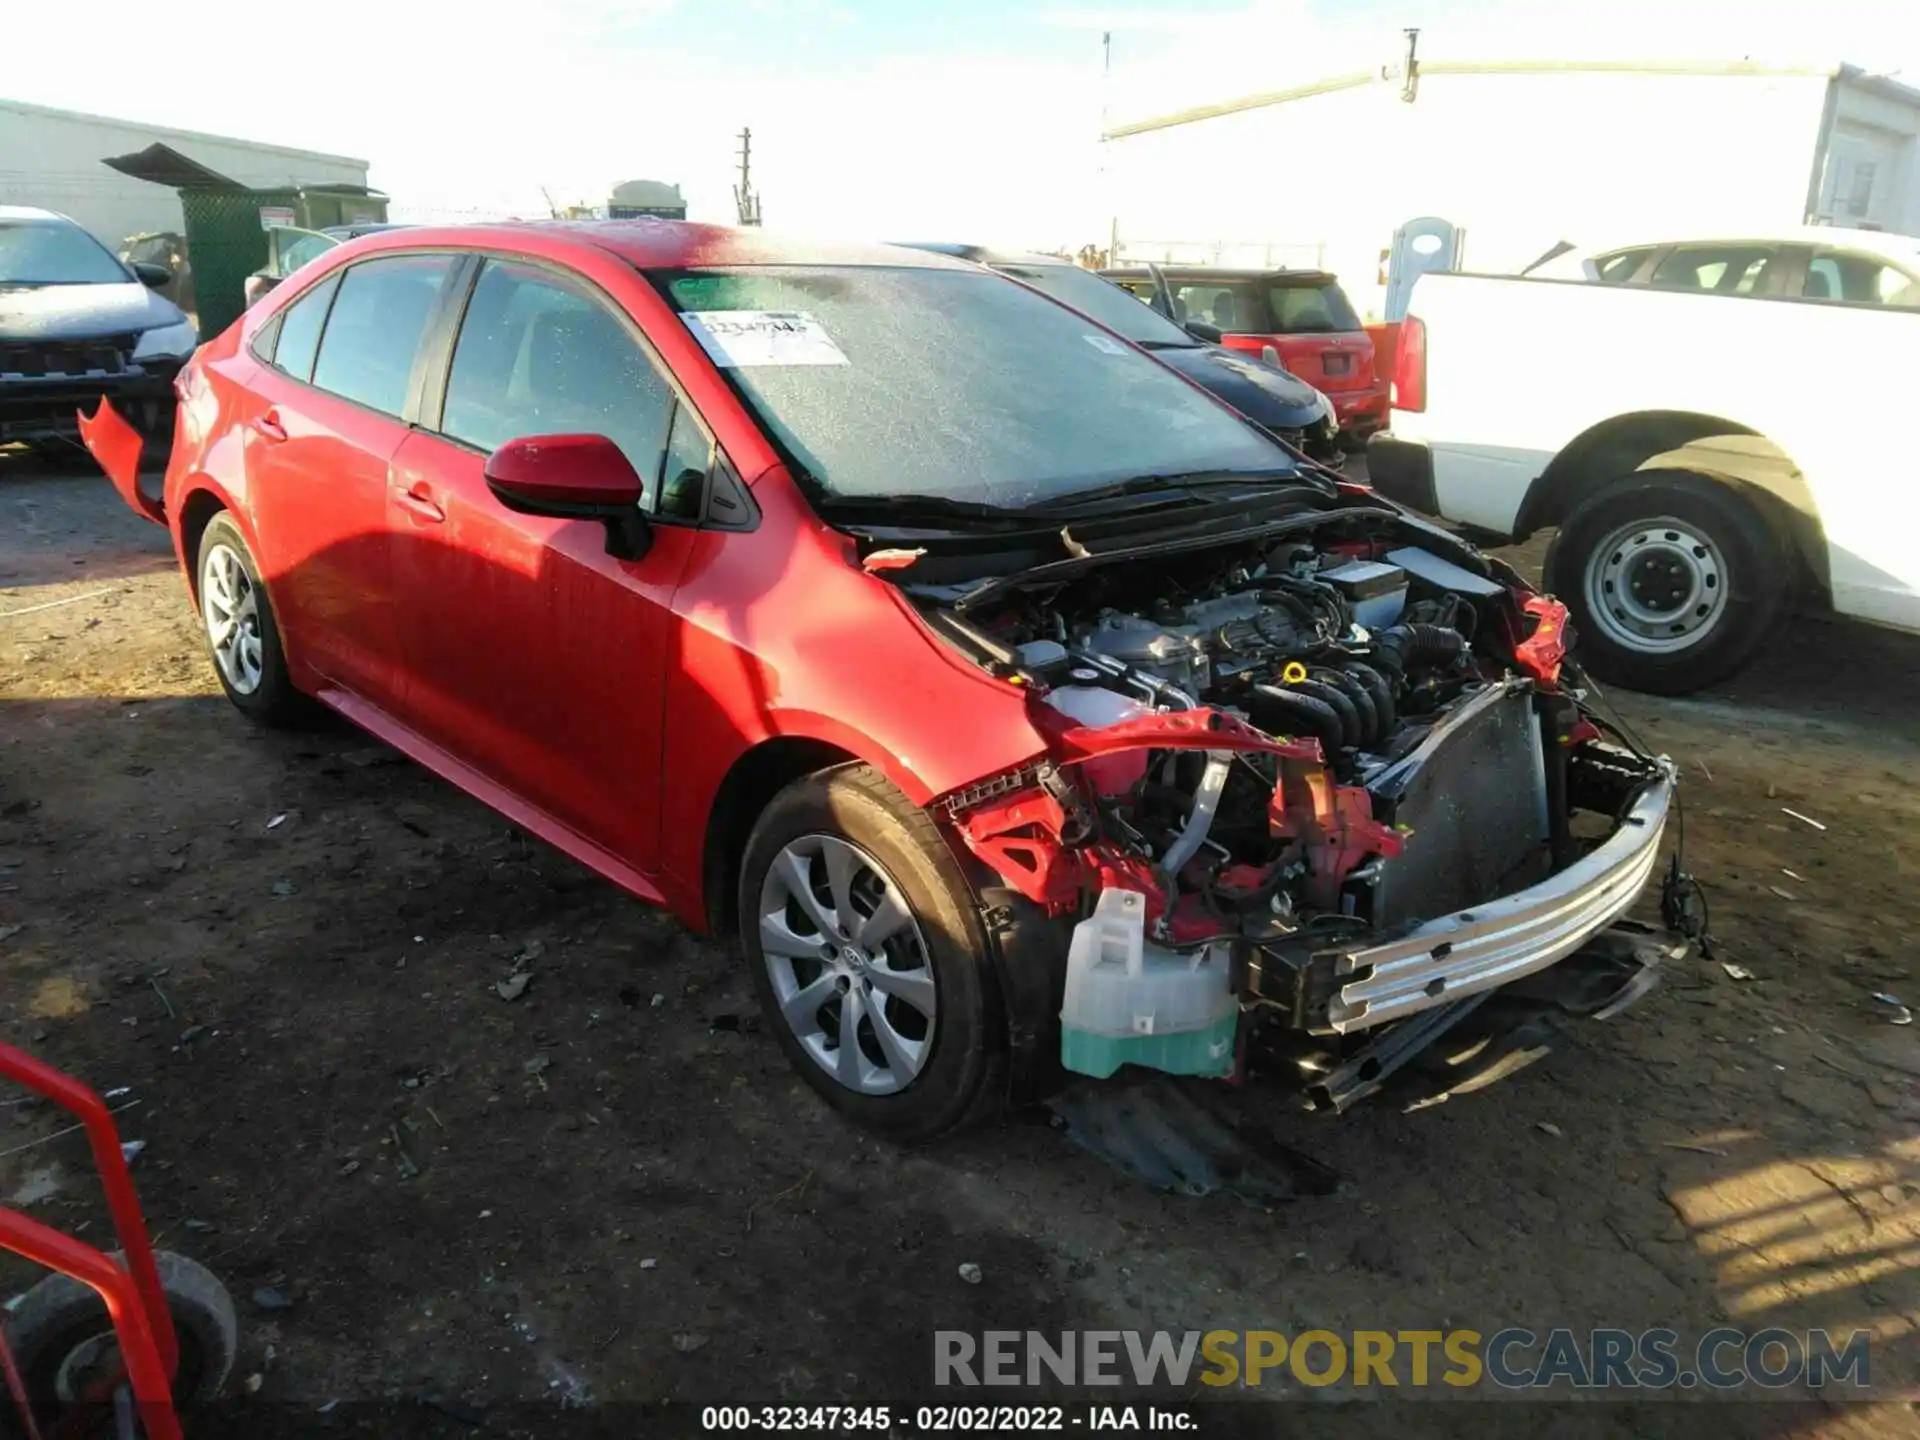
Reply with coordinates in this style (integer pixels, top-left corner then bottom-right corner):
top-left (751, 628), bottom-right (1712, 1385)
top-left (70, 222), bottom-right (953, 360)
top-left (1323, 773), bottom-right (1671, 1030)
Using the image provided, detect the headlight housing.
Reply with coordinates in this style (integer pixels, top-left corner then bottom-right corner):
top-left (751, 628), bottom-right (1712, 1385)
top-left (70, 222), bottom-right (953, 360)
top-left (1315, 388), bottom-right (1337, 424)
top-left (132, 320), bottom-right (198, 362)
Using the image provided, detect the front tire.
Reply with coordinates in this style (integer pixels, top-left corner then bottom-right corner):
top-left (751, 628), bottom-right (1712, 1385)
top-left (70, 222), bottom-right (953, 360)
top-left (739, 764), bottom-right (1004, 1141)
top-left (1545, 470), bottom-right (1789, 696)
top-left (196, 513), bottom-right (310, 726)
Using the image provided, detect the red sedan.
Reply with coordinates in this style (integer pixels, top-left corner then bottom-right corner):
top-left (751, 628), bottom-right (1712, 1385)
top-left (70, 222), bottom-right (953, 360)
top-left (86, 222), bottom-right (1678, 1139)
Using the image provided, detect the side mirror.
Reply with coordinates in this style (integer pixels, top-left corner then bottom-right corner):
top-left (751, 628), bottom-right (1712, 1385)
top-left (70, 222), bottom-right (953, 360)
top-left (484, 434), bottom-right (653, 560)
top-left (132, 261), bottom-right (173, 289)
top-left (1184, 319), bottom-right (1223, 344)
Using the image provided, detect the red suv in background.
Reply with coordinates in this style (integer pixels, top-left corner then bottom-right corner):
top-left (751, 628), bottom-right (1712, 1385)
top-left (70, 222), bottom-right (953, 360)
top-left (1105, 266), bottom-right (1388, 446)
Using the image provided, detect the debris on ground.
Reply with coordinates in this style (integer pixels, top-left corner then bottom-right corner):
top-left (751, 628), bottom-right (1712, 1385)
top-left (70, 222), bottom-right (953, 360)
top-left (1537, 1121), bottom-right (1563, 1137)
top-left (252, 1286), bottom-right (294, 1312)
top-left (672, 1332), bottom-right (710, 1353)
top-left (271, 878), bottom-right (296, 897)
top-left (1780, 807), bottom-right (1827, 831)
top-left (957, 1263), bottom-right (982, 1285)
top-left (1768, 885), bottom-right (1797, 901)
top-left (1721, 962), bottom-right (1756, 981)
top-left (495, 972), bottom-right (532, 1003)
top-left (1872, 993), bottom-right (1915, 1026)
top-left (119, 1140), bottom-right (145, 1164)
top-left (266, 813), bottom-right (289, 830)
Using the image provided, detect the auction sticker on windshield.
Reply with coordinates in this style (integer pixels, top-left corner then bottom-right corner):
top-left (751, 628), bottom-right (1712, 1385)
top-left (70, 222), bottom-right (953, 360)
top-left (682, 311), bottom-right (849, 367)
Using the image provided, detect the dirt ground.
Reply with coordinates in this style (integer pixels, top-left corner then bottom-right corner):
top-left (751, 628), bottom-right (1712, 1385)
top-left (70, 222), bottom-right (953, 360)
top-left (1, 447), bottom-right (1917, 1438)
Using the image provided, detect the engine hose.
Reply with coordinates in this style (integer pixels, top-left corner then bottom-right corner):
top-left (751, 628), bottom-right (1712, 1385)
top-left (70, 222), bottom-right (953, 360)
top-left (1312, 667), bottom-right (1378, 749)
top-left (1374, 623), bottom-right (1467, 677)
top-left (1249, 684), bottom-right (1344, 754)
top-left (1286, 678), bottom-right (1361, 749)
top-left (1339, 660), bottom-right (1397, 737)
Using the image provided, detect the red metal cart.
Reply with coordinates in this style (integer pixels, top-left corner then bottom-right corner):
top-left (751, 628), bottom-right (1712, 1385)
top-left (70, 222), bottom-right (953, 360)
top-left (0, 1041), bottom-right (235, 1439)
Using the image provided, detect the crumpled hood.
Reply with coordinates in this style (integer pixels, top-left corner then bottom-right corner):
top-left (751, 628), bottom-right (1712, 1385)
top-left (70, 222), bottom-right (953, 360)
top-left (0, 282), bottom-right (185, 342)
top-left (1151, 342), bottom-right (1326, 429)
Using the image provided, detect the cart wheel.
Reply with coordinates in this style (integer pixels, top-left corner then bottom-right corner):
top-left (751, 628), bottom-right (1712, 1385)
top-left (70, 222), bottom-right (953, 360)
top-left (2, 1251), bottom-right (237, 1435)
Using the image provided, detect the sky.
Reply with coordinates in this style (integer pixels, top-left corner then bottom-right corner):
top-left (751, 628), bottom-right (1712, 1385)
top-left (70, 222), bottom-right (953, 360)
top-left (9, 0), bottom-right (1920, 249)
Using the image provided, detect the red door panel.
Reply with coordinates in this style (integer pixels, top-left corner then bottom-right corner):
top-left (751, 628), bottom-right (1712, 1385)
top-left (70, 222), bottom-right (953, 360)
top-left (386, 431), bottom-right (697, 869)
top-left (241, 368), bottom-right (409, 706)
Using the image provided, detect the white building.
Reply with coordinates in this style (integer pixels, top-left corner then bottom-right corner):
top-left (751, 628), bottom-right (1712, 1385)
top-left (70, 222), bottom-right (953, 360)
top-left (1102, 58), bottom-right (1920, 320)
top-left (0, 97), bottom-right (369, 249)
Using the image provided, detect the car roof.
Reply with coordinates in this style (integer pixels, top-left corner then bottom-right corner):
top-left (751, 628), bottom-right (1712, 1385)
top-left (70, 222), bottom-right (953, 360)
top-left (1103, 265), bottom-right (1340, 286)
top-left (351, 220), bottom-right (978, 272)
top-left (1591, 227), bottom-right (1920, 268)
top-left (894, 242), bottom-right (1073, 268)
top-left (0, 205), bottom-right (68, 223)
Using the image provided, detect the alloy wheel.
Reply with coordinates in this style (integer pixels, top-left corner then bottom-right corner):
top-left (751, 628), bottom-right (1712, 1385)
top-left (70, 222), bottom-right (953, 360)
top-left (200, 542), bottom-right (264, 694)
top-left (757, 834), bottom-right (938, 1096)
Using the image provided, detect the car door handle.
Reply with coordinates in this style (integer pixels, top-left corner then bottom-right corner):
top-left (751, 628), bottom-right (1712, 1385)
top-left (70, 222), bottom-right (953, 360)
top-left (395, 485), bottom-right (445, 523)
top-left (251, 411), bottom-right (288, 443)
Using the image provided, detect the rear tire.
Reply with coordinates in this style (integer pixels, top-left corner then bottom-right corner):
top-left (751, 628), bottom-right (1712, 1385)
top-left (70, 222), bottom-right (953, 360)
top-left (1545, 470), bottom-right (1789, 696)
top-left (739, 764), bottom-right (1004, 1141)
top-left (195, 513), bottom-right (312, 727)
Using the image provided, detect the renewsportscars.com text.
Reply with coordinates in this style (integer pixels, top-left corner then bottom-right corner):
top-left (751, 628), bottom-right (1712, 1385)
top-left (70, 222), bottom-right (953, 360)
top-left (935, 1327), bottom-right (1873, 1392)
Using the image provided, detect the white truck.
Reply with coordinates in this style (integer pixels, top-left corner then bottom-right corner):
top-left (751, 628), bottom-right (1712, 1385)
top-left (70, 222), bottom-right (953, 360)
top-left (1367, 227), bottom-right (1920, 694)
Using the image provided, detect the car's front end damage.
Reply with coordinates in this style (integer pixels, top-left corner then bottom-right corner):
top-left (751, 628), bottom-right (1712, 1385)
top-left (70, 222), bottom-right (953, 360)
top-left (874, 483), bottom-right (1682, 1113)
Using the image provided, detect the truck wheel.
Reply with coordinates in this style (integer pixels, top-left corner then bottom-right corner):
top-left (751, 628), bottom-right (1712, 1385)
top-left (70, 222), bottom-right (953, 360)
top-left (739, 764), bottom-right (1004, 1141)
top-left (1545, 471), bottom-right (1788, 696)
top-left (3, 1250), bottom-right (238, 1430)
top-left (196, 513), bottom-right (311, 727)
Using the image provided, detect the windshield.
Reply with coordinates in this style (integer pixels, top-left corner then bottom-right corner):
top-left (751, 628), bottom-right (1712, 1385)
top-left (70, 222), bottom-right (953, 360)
top-left (0, 220), bottom-right (131, 285)
top-left (991, 262), bottom-right (1195, 347)
top-left (663, 265), bottom-right (1286, 507)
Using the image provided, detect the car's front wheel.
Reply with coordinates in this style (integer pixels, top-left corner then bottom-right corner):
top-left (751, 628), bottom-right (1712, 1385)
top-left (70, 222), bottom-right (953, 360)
top-left (1545, 470), bottom-right (1789, 696)
top-left (739, 764), bottom-right (1003, 1140)
top-left (196, 513), bottom-right (309, 726)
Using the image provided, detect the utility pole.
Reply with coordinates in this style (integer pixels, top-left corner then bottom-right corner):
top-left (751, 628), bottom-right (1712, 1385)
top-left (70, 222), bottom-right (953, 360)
top-left (734, 128), bottom-right (762, 227)
top-left (1101, 32), bottom-right (1117, 267)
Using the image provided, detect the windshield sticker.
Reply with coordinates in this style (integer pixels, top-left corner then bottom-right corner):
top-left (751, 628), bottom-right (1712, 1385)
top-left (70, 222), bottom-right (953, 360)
top-left (1082, 333), bottom-right (1128, 355)
top-left (682, 311), bottom-right (849, 367)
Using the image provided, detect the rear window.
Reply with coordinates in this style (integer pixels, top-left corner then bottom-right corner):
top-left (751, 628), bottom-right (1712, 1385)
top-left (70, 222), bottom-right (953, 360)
top-left (1170, 278), bottom-right (1362, 335)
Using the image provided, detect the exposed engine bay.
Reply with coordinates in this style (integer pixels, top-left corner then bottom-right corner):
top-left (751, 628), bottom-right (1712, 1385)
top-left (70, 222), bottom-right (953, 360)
top-left (892, 497), bottom-right (1683, 1112)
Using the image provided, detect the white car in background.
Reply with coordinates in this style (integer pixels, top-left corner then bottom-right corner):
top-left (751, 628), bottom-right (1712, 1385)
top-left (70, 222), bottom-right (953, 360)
top-left (1369, 226), bottom-right (1920, 694)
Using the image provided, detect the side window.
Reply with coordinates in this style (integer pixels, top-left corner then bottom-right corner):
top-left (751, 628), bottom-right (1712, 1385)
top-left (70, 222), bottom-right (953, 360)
top-left (1803, 255), bottom-right (1844, 301)
top-left (1877, 266), bottom-right (1920, 309)
top-left (277, 231), bottom-right (337, 277)
top-left (658, 403), bottom-right (712, 521)
top-left (1806, 250), bottom-right (1920, 307)
top-left (1649, 246), bottom-right (1775, 293)
top-left (268, 273), bottom-right (339, 382)
top-left (440, 260), bottom-right (673, 490)
top-left (1594, 249), bottom-right (1650, 283)
top-left (310, 254), bottom-right (456, 417)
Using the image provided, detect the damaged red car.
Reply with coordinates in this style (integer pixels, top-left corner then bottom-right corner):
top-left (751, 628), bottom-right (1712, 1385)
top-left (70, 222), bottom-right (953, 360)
top-left (88, 223), bottom-right (1683, 1139)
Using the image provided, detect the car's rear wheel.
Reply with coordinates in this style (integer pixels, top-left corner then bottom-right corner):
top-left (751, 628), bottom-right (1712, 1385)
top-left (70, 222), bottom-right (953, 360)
top-left (1545, 470), bottom-right (1789, 696)
top-left (739, 764), bottom-right (1003, 1140)
top-left (196, 513), bottom-right (309, 726)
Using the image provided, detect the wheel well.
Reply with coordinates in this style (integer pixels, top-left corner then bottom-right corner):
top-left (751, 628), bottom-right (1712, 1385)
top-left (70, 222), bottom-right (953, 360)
top-left (1519, 412), bottom-right (1830, 604)
top-left (176, 489), bottom-right (227, 599)
top-left (701, 738), bottom-right (858, 935)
